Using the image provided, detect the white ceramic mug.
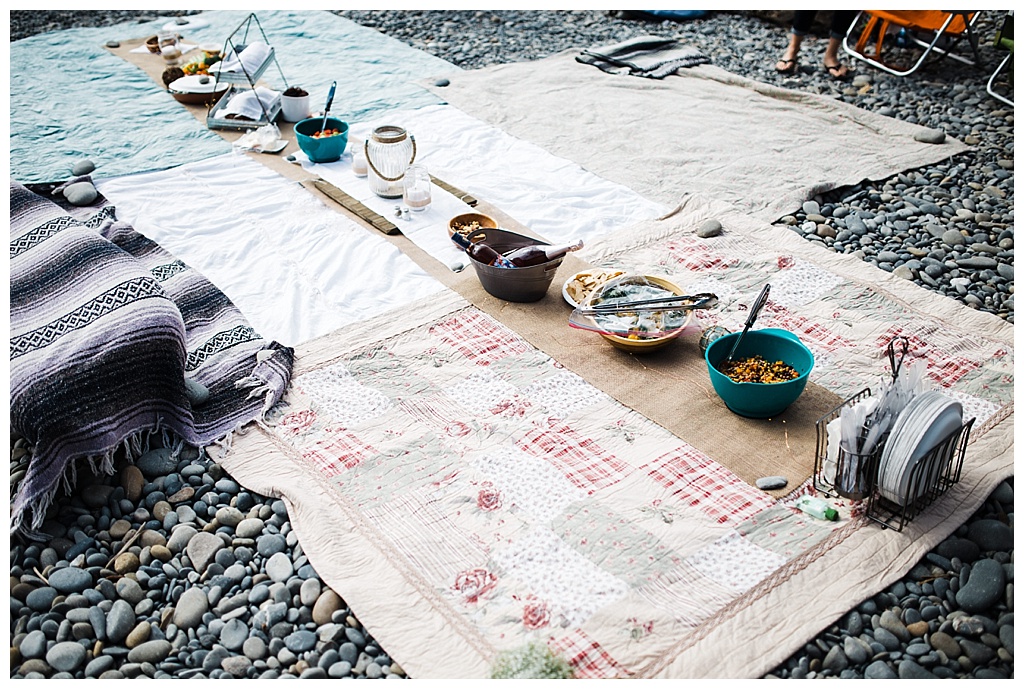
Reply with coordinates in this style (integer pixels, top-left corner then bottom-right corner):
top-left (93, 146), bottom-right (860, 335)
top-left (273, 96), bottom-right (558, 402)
top-left (280, 94), bottom-right (310, 123)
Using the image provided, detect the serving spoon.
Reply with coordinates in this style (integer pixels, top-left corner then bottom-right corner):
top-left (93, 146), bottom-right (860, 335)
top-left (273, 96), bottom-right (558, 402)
top-left (718, 283), bottom-right (771, 369)
top-left (320, 81), bottom-right (336, 134)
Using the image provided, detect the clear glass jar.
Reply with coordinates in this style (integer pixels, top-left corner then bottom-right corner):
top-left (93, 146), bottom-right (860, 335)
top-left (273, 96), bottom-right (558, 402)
top-left (365, 126), bottom-right (416, 198)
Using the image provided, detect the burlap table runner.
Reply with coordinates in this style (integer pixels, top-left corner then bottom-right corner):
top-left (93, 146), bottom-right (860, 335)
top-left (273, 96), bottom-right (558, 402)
top-left (107, 36), bottom-right (839, 493)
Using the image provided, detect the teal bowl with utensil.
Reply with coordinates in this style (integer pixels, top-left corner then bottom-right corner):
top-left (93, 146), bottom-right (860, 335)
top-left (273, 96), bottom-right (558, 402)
top-left (294, 117), bottom-right (348, 163)
top-left (704, 328), bottom-right (814, 418)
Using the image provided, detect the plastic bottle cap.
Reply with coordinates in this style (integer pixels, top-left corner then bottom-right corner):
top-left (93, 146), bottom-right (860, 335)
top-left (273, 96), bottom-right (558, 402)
top-left (824, 508), bottom-right (839, 521)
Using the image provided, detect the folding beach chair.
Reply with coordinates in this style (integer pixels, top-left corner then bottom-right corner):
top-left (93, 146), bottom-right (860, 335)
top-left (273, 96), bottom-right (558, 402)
top-left (986, 10), bottom-right (1013, 106)
top-left (842, 10), bottom-right (984, 76)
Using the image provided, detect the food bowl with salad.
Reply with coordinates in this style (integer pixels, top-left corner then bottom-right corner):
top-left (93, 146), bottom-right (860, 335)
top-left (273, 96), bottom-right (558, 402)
top-left (294, 117), bottom-right (349, 163)
top-left (704, 328), bottom-right (814, 418)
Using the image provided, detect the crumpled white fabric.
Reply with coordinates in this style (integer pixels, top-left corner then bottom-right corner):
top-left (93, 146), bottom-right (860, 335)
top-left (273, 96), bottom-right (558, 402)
top-left (216, 86), bottom-right (281, 121)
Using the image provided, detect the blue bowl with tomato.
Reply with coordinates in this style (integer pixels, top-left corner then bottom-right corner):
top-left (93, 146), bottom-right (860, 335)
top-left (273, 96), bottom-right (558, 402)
top-left (294, 117), bottom-right (349, 163)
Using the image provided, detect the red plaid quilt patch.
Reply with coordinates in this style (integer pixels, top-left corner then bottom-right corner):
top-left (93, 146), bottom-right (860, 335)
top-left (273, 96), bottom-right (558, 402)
top-left (875, 325), bottom-right (990, 387)
top-left (549, 629), bottom-right (627, 679)
top-left (665, 237), bottom-right (737, 272)
top-left (760, 302), bottom-right (855, 354)
top-left (301, 431), bottom-right (376, 478)
top-left (642, 445), bottom-right (775, 526)
top-left (517, 423), bottom-right (630, 493)
top-left (430, 310), bottom-right (530, 366)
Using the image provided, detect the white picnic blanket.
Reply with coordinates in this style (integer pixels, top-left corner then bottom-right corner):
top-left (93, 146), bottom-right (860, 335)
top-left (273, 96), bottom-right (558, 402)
top-left (95, 154), bottom-right (446, 347)
top-left (297, 104), bottom-right (668, 268)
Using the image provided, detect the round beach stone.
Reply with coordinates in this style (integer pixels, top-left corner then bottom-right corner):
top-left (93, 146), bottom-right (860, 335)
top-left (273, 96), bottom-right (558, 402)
top-left (137, 448), bottom-right (177, 478)
top-left (185, 530), bottom-right (225, 573)
top-left (235, 517), bottom-right (264, 539)
top-left (62, 181), bottom-right (98, 206)
top-left (46, 641), bottom-right (87, 672)
top-left (434, 78), bottom-right (450, 87)
top-left (285, 629), bottom-right (317, 653)
top-left (127, 639), bottom-right (172, 664)
top-left (265, 552), bottom-right (294, 583)
top-left (26, 586), bottom-right (58, 612)
top-left (956, 559), bottom-right (1006, 613)
top-left (313, 589), bottom-right (345, 625)
top-left (49, 566), bottom-right (92, 594)
top-left (696, 219), bottom-right (723, 238)
top-left (755, 476), bottom-right (788, 491)
top-left (19, 630), bottom-right (48, 659)
top-left (172, 586), bottom-right (209, 630)
top-left (966, 519), bottom-right (1013, 552)
top-left (864, 659), bottom-right (897, 679)
top-left (184, 378), bottom-right (210, 407)
top-left (71, 159), bottom-right (96, 176)
top-left (914, 128), bottom-right (946, 144)
top-left (106, 599), bottom-right (135, 644)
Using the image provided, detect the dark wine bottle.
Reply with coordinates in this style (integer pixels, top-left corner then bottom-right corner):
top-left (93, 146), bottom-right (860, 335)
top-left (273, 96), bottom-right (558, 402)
top-left (501, 240), bottom-right (584, 267)
top-left (450, 231), bottom-right (515, 268)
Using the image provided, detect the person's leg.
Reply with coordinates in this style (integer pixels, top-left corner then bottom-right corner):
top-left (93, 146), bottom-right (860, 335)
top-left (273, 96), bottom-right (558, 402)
top-left (776, 11), bottom-right (815, 73)
top-left (823, 11), bottom-right (857, 79)
top-left (776, 32), bottom-right (803, 73)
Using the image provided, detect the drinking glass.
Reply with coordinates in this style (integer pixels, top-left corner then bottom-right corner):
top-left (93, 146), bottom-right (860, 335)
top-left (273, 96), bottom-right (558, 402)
top-left (402, 164), bottom-right (432, 212)
top-left (158, 31), bottom-right (182, 66)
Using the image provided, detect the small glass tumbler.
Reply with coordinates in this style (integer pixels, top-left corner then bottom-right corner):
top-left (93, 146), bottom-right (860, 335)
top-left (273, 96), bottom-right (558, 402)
top-left (158, 31), bottom-right (182, 66)
top-left (402, 164), bottom-right (432, 212)
top-left (351, 140), bottom-right (368, 177)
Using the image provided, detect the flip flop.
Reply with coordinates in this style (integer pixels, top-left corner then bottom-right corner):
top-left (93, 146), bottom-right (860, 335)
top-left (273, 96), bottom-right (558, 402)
top-left (775, 58), bottom-right (798, 75)
top-left (825, 62), bottom-right (850, 81)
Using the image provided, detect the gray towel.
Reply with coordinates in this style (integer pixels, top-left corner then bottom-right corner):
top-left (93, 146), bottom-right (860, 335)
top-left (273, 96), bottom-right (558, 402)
top-left (576, 34), bottom-right (710, 79)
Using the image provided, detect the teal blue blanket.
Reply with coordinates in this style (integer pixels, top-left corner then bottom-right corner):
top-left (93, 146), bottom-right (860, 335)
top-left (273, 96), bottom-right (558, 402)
top-left (11, 10), bottom-right (455, 183)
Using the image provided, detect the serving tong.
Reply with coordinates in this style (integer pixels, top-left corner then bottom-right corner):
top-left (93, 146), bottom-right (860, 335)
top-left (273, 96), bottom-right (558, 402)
top-left (718, 283), bottom-right (770, 367)
top-left (577, 292), bottom-right (719, 316)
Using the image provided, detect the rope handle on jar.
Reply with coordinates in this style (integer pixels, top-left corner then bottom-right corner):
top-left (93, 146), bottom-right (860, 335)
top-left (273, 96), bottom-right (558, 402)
top-left (364, 135), bottom-right (417, 182)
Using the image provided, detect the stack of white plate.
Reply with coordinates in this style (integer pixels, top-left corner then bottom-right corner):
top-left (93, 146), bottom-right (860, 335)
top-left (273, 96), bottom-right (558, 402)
top-left (876, 390), bottom-right (963, 505)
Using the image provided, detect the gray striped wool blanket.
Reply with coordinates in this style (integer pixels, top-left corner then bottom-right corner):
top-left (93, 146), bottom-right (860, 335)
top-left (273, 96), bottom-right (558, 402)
top-left (9, 180), bottom-right (294, 532)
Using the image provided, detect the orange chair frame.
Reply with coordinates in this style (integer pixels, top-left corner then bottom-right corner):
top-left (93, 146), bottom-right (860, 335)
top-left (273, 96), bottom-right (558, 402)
top-left (843, 10), bottom-right (984, 76)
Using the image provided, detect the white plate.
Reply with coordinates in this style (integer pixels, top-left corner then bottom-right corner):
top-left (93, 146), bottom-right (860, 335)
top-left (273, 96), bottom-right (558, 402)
top-left (255, 139), bottom-right (288, 154)
top-left (877, 392), bottom-right (933, 502)
top-left (561, 268), bottom-right (626, 308)
top-left (168, 75), bottom-right (226, 94)
top-left (891, 397), bottom-right (962, 505)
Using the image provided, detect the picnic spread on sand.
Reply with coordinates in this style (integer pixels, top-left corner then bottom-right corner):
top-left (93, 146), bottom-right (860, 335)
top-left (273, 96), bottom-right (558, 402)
top-left (9, 10), bottom-right (1014, 680)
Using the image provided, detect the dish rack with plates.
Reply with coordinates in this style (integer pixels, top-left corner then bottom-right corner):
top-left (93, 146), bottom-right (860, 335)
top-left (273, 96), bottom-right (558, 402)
top-left (206, 13), bottom-right (287, 130)
top-left (812, 337), bottom-right (974, 531)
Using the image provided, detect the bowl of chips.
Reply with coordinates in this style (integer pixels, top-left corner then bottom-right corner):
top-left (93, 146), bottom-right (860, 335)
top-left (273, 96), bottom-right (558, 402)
top-left (704, 328), bottom-right (814, 418)
top-left (449, 212), bottom-right (497, 239)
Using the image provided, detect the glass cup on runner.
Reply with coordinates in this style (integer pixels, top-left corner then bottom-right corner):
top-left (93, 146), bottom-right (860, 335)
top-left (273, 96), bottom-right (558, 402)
top-left (402, 164), bottom-right (432, 212)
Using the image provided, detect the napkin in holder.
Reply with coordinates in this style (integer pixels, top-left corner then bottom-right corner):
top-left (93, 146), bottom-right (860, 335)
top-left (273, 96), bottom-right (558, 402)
top-left (215, 86), bottom-right (281, 123)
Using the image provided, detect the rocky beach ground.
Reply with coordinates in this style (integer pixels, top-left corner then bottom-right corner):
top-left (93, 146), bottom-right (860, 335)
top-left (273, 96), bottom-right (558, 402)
top-left (9, 9), bottom-right (1014, 680)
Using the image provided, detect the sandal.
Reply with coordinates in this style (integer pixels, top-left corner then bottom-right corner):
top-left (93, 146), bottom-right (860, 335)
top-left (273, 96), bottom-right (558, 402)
top-left (775, 57), bottom-right (798, 75)
top-left (824, 61), bottom-right (849, 81)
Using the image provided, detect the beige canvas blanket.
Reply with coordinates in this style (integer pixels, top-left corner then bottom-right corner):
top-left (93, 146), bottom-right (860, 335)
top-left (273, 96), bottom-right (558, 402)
top-left (425, 52), bottom-right (970, 222)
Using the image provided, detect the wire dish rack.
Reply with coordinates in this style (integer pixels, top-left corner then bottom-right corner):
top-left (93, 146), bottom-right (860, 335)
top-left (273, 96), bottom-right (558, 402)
top-left (206, 13), bottom-right (287, 131)
top-left (812, 339), bottom-right (974, 531)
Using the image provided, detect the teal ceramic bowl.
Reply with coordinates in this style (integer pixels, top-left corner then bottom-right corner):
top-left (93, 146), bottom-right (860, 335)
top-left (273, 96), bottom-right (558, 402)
top-left (294, 117), bottom-right (349, 163)
top-left (704, 328), bottom-right (814, 418)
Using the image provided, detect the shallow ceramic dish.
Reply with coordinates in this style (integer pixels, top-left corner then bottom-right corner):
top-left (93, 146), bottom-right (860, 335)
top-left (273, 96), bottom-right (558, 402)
top-left (448, 212), bottom-right (497, 238)
top-left (562, 268), bottom-right (627, 309)
top-left (581, 274), bottom-right (693, 353)
top-left (168, 75), bottom-right (229, 104)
